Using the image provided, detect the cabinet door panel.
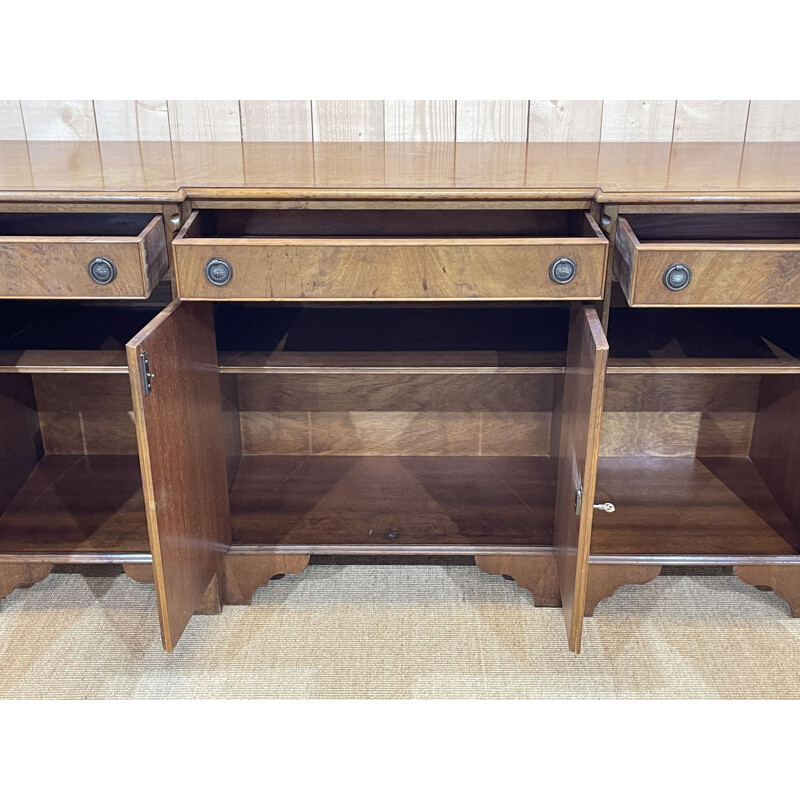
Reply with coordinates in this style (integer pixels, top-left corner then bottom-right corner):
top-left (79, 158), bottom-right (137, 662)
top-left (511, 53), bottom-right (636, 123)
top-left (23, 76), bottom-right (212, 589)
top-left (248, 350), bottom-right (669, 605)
top-left (554, 304), bottom-right (609, 652)
top-left (127, 301), bottom-right (230, 651)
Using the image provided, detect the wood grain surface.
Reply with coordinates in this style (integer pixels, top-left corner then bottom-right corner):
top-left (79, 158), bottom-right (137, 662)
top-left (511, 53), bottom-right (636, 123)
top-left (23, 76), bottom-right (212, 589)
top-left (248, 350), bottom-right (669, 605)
top-left (553, 305), bottom-right (609, 652)
top-left (229, 455), bottom-right (556, 550)
top-left (615, 214), bottom-right (800, 306)
top-left (0, 213), bottom-right (168, 299)
top-left (2, 141), bottom-right (800, 202)
top-left (591, 457), bottom-right (800, 556)
top-left (127, 301), bottom-right (231, 651)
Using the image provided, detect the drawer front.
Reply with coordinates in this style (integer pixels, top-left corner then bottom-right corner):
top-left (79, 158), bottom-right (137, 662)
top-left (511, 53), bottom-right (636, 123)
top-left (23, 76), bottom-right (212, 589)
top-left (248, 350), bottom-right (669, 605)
top-left (0, 215), bottom-right (168, 299)
top-left (173, 240), bottom-right (607, 300)
top-left (615, 217), bottom-right (800, 307)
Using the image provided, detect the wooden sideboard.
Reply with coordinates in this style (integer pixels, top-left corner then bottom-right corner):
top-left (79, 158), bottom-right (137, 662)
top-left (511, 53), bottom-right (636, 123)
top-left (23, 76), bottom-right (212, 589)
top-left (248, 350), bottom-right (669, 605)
top-left (2, 141), bottom-right (800, 653)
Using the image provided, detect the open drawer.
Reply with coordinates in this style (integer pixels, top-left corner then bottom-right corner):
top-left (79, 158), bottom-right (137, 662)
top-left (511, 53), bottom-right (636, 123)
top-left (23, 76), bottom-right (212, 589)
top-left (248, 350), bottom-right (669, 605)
top-left (614, 213), bottom-right (800, 307)
top-left (172, 208), bottom-right (608, 301)
top-left (0, 213), bottom-right (168, 299)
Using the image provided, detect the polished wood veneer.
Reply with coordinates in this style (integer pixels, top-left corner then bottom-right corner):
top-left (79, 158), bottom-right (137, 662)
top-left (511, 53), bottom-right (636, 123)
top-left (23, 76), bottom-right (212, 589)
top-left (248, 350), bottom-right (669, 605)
top-left (229, 455), bottom-right (556, 552)
top-left (0, 455), bottom-right (149, 561)
top-left (0, 213), bottom-right (168, 299)
top-left (173, 209), bottom-right (607, 301)
top-left (592, 457), bottom-right (799, 557)
top-left (3, 140), bottom-right (800, 653)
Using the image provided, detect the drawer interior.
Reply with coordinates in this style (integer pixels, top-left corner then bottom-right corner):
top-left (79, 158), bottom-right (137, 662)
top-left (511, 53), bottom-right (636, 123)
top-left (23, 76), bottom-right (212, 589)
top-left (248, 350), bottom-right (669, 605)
top-left (215, 304), bottom-right (572, 551)
top-left (0, 213), bottom-right (155, 238)
top-left (183, 208), bottom-right (599, 239)
top-left (624, 213), bottom-right (800, 243)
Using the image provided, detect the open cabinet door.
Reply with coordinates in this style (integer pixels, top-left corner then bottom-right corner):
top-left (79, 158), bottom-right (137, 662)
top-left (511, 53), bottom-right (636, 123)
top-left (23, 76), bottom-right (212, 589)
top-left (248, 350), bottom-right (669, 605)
top-left (554, 304), bottom-right (609, 652)
top-left (127, 301), bottom-right (231, 651)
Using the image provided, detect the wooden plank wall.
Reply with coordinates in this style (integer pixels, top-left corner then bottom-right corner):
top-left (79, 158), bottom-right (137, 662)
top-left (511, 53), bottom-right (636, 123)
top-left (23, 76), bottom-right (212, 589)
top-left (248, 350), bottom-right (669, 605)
top-left (1, 101), bottom-right (799, 143)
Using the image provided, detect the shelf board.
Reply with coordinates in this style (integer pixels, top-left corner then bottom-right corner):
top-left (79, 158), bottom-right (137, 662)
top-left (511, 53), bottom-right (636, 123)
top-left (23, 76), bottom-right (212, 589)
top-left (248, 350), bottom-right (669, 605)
top-left (230, 455), bottom-right (555, 552)
top-left (218, 350), bottom-right (565, 374)
top-left (607, 356), bottom-right (800, 374)
top-left (0, 455), bottom-right (149, 562)
top-left (592, 457), bottom-right (800, 558)
top-left (0, 350), bottom-right (129, 374)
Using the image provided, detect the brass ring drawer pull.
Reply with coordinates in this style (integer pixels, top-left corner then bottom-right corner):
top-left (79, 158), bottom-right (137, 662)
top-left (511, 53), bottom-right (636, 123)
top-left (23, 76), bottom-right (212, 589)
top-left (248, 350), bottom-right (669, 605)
top-left (88, 257), bottom-right (117, 285)
top-left (205, 258), bottom-right (233, 286)
top-left (549, 257), bottom-right (577, 284)
top-left (663, 263), bottom-right (692, 291)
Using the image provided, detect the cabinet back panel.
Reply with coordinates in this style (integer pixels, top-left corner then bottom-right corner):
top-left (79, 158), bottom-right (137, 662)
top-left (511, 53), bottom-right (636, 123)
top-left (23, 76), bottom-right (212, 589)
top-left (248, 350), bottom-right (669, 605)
top-left (234, 373), bottom-right (556, 456)
top-left (31, 374), bottom-right (137, 455)
top-left (601, 374), bottom-right (760, 457)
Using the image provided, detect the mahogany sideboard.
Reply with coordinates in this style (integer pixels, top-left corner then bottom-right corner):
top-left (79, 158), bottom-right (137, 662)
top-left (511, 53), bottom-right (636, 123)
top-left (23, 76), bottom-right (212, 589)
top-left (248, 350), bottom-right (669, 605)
top-left (2, 141), bottom-right (800, 653)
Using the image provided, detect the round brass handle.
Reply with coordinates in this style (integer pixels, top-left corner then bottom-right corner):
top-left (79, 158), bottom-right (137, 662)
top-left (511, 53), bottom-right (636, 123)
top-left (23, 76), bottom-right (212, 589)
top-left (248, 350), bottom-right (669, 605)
top-left (663, 263), bottom-right (692, 291)
top-left (205, 258), bottom-right (233, 286)
top-left (88, 257), bottom-right (117, 285)
top-left (549, 257), bottom-right (577, 284)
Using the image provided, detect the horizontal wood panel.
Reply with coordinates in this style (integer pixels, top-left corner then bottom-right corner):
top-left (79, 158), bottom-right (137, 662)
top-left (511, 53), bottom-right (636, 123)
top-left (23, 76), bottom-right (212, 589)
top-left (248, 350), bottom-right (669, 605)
top-left (592, 457), bottom-right (799, 556)
top-left (229, 455), bottom-right (555, 548)
top-left (0, 455), bottom-right (148, 559)
top-left (236, 373), bottom-right (556, 412)
top-left (9, 101), bottom-right (800, 147)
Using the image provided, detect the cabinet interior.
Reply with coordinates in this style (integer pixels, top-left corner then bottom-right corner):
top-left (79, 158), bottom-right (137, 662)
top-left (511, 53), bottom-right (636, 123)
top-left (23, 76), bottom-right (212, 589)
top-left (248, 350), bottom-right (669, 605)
top-left (214, 304), bottom-right (572, 552)
top-left (596, 307), bottom-right (800, 559)
top-left (0, 302), bottom-right (153, 561)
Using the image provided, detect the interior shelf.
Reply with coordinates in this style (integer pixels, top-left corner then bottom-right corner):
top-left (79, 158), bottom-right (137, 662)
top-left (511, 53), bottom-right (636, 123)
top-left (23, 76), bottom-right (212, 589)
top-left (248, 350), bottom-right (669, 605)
top-left (0, 300), bottom-right (161, 375)
top-left (592, 457), bottom-right (800, 558)
top-left (0, 455), bottom-right (149, 562)
top-left (215, 305), bottom-right (568, 374)
top-left (606, 308), bottom-right (800, 373)
top-left (229, 455), bottom-right (556, 552)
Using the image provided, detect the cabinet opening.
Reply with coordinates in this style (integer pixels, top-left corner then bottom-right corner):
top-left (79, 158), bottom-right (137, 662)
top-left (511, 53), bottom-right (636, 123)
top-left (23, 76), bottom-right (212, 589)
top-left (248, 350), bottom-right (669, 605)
top-left (607, 307), bottom-right (800, 372)
top-left (623, 213), bottom-right (800, 243)
top-left (0, 371), bottom-right (148, 560)
top-left (215, 304), bottom-right (569, 372)
top-left (594, 369), bottom-right (800, 560)
top-left (0, 213), bottom-right (155, 238)
top-left (183, 208), bottom-right (598, 240)
top-left (215, 304), bottom-right (574, 552)
top-left (0, 300), bottom-right (160, 372)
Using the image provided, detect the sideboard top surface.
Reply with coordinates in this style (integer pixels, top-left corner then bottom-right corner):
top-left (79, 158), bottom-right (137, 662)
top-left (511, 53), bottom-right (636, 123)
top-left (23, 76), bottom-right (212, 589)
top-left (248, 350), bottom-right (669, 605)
top-left (2, 141), bottom-right (800, 203)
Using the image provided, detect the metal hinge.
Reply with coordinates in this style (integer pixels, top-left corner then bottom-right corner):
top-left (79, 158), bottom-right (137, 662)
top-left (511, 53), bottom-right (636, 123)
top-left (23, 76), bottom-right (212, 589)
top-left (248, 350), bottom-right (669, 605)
top-left (140, 350), bottom-right (155, 396)
top-left (575, 487), bottom-right (615, 515)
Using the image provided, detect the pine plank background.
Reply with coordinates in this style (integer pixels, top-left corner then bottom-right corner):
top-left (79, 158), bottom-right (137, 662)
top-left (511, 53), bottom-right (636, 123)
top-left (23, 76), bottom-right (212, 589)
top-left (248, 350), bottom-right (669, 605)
top-left (1, 101), bottom-right (799, 143)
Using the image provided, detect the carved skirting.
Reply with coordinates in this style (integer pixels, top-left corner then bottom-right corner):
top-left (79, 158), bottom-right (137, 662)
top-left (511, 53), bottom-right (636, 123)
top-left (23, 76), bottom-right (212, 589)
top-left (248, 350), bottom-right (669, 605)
top-left (584, 564), bottom-right (662, 616)
top-left (734, 565), bottom-right (800, 617)
top-left (221, 553), bottom-right (310, 605)
top-left (122, 563), bottom-right (154, 583)
top-left (0, 563), bottom-right (53, 600)
top-left (474, 554), bottom-right (561, 607)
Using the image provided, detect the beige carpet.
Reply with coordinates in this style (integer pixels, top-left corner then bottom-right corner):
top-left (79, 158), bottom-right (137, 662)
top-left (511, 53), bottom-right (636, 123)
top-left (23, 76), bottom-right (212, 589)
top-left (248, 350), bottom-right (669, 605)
top-left (1, 563), bottom-right (799, 699)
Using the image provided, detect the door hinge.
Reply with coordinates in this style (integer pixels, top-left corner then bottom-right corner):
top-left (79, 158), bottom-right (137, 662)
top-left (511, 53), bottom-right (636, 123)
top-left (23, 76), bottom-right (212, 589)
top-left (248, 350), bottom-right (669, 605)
top-left (140, 350), bottom-right (154, 396)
